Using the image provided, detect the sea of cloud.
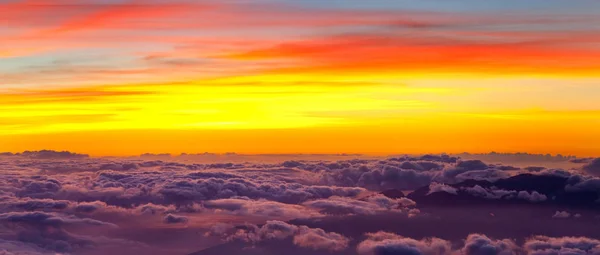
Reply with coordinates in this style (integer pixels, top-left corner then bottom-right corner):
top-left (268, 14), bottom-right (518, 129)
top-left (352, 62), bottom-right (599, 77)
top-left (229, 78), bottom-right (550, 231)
top-left (0, 152), bottom-right (599, 254)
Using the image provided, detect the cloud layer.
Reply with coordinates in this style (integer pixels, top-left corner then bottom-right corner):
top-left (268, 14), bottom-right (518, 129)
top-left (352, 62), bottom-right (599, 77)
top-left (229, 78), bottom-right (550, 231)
top-left (0, 152), bottom-right (599, 254)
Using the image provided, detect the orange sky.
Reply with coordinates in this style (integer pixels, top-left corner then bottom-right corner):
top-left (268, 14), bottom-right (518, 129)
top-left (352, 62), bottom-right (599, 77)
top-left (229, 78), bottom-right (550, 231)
top-left (1, 0), bottom-right (600, 156)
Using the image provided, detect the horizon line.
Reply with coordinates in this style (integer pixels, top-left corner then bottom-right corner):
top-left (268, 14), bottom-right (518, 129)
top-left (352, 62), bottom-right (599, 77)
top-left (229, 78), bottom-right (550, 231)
top-left (1, 150), bottom-right (591, 158)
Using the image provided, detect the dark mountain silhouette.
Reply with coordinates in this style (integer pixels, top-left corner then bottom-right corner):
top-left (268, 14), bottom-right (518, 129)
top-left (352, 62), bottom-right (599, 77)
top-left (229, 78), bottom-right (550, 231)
top-left (0, 150), bottom-right (89, 159)
top-left (408, 174), bottom-right (599, 208)
top-left (380, 189), bottom-right (405, 199)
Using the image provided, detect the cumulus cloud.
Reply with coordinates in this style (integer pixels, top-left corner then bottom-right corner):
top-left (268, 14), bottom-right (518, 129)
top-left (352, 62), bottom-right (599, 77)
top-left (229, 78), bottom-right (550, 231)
top-left (0, 239), bottom-right (52, 255)
top-left (565, 175), bottom-right (600, 193)
top-left (357, 233), bottom-right (600, 255)
top-left (524, 236), bottom-right (600, 255)
top-left (302, 195), bottom-right (415, 216)
top-left (0, 211), bottom-right (116, 227)
top-left (462, 234), bottom-right (519, 255)
top-left (366, 166), bottom-right (435, 190)
top-left (293, 226), bottom-right (350, 251)
top-left (163, 213), bottom-right (188, 224)
top-left (428, 183), bottom-right (548, 203)
top-left (134, 203), bottom-right (175, 215)
top-left (317, 158), bottom-right (445, 190)
top-left (74, 201), bottom-right (110, 213)
top-left (99, 162), bottom-right (138, 171)
top-left (433, 160), bottom-right (511, 184)
top-left (228, 221), bottom-right (298, 242)
top-left (583, 158), bottom-right (600, 176)
top-left (213, 220), bottom-right (350, 251)
top-left (398, 161), bottom-right (443, 171)
top-left (204, 198), bottom-right (320, 218)
top-left (5, 160), bottom-right (367, 209)
top-left (357, 231), bottom-right (452, 255)
top-left (427, 183), bottom-right (458, 195)
top-left (355, 233), bottom-right (600, 255)
top-left (540, 169), bottom-right (573, 178)
top-left (517, 191), bottom-right (547, 202)
top-left (158, 177), bottom-right (365, 205)
top-left (553, 211), bottom-right (571, 218)
top-left (0, 239), bottom-right (49, 255)
top-left (461, 185), bottom-right (516, 200)
top-left (0, 197), bottom-right (70, 211)
top-left (0, 211), bottom-right (118, 253)
top-left (454, 169), bottom-right (512, 182)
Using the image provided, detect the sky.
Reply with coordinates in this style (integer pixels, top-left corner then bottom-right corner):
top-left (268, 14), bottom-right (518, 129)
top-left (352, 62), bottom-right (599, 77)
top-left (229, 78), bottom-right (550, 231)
top-left (1, 0), bottom-right (600, 156)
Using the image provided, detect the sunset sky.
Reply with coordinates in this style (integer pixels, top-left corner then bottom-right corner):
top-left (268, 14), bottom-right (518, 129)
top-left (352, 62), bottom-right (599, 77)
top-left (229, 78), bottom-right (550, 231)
top-left (1, 0), bottom-right (600, 156)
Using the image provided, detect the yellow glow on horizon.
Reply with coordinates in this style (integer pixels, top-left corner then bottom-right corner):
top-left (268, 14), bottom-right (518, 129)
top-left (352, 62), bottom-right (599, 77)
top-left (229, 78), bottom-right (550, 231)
top-left (0, 74), bottom-right (460, 135)
top-left (1, 73), bottom-right (599, 156)
top-left (2, 111), bottom-right (599, 157)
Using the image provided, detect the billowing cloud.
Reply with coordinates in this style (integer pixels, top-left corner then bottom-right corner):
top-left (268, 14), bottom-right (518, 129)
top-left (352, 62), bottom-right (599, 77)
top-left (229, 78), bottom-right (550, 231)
top-left (427, 183), bottom-right (458, 195)
top-left (524, 236), bottom-right (600, 255)
top-left (320, 161), bottom-right (437, 190)
top-left (454, 170), bottom-right (512, 183)
top-left (357, 231), bottom-right (452, 255)
top-left (435, 159), bottom-right (529, 184)
top-left (163, 213), bottom-right (188, 224)
top-left (292, 226), bottom-right (350, 252)
top-left (0, 197), bottom-right (71, 211)
top-left (582, 158), bottom-right (600, 176)
top-left (158, 177), bottom-right (365, 205)
top-left (74, 201), bottom-right (111, 213)
top-left (517, 191), bottom-right (547, 203)
top-left (455, 186), bottom-right (546, 202)
top-left (0, 211), bottom-right (121, 253)
top-left (357, 233), bottom-right (600, 255)
top-left (1, 155), bottom-right (599, 254)
top-left (204, 198), bottom-right (321, 219)
top-left (212, 220), bottom-right (350, 252)
top-left (302, 195), bottom-right (415, 216)
top-left (462, 186), bottom-right (516, 200)
top-left (462, 234), bottom-right (519, 255)
top-left (565, 175), bottom-right (600, 193)
top-left (0, 239), bottom-right (53, 255)
top-left (0, 211), bottom-right (116, 227)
